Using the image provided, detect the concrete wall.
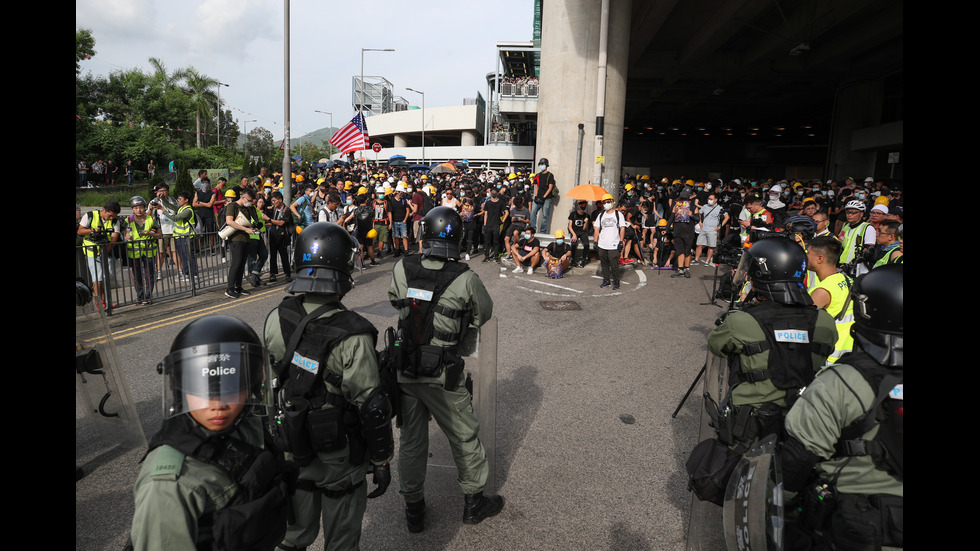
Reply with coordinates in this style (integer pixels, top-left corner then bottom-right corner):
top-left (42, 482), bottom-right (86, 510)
top-left (536, 0), bottom-right (631, 201)
top-left (367, 104), bottom-right (482, 138)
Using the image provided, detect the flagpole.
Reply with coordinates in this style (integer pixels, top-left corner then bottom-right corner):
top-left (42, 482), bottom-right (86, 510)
top-left (282, 0), bottom-right (292, 205)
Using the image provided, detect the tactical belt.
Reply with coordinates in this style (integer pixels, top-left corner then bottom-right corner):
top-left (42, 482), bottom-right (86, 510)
top-left (296, 479), bottom-right (365, 499)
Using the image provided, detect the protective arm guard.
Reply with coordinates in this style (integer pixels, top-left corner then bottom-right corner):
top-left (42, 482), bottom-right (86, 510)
top-left (359, 388), bottom-right (394, 464)
top-left (779, 435), bottom-right (822, 493)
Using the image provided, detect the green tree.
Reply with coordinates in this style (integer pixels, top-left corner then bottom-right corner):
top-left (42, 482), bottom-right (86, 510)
top-left (245, 126), bottom-right (275, 160)
top-left (181, 67), bottom-right (219, 149)
top-left (76, 28), bottom-right (96, 76)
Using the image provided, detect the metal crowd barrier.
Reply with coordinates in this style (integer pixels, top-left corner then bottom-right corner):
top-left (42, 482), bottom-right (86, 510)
top-left (74, 231), bottom-right (292, 316)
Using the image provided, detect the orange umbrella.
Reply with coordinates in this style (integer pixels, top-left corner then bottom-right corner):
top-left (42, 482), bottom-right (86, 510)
top-left (565, 184), bottom-right (610, 201)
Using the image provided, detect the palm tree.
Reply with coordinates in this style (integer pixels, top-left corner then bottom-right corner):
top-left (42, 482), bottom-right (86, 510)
top-left (181, 67), bottom-right (218, 148)
top-left (148, 57), bottom-right (181, 106)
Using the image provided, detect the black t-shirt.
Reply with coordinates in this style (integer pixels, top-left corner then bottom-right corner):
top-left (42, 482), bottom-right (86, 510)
top-left (546, 242), bottom-right (570, 258)
top-left (389, 196), bottom-right (409, 222)
top-left (568, 209), bottom-right (592, 235)
top-left (482, 198), bottom-right (505, 227)
top-left (516, 237), bottom-right (540, 258)
top-left (535, 172), bottom-right (556, 199)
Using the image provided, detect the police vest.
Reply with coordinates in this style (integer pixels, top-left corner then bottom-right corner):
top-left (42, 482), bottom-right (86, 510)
top-left (273, 296), bottom-right (378, 460)
top-left (733, 301), bottom-right (832, 393)
top-left (831, 351), bottom-right (903, 479)
top-left (126, 215), bottom-right (158, 259)
top-left (392, 255), bottom-right (470, 348)
top-left (142, 416), bottom-right (290, 551)
top-left (174, 205), bottom-right (196, 238)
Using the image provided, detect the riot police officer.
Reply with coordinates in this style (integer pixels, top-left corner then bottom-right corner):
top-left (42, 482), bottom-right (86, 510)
top-left (129, 315), bottom-right (290, 551)
top-left (707, 235), bottom-right (837, 450)
top-left (781, 264), bottom-right (903, 550)
top-left (388, 206), bottom-right (504, 532)
top-left (263, 222), bottom-right (393, 551)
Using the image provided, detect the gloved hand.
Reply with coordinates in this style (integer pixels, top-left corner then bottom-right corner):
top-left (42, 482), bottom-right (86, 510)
top-left (367, 463), bottom-right (391, 498)
top-left (617, 242), bottom-right (624, 252)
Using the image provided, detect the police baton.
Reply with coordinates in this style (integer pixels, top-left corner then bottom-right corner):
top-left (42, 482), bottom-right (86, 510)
top-left (672, 361), bottom-right (706, 419)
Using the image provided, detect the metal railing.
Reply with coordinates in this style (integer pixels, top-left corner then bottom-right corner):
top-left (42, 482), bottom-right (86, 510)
top-left (499, 82), bottom-right (539, 98)
top-left (75, 231), bottom-right (292, 316)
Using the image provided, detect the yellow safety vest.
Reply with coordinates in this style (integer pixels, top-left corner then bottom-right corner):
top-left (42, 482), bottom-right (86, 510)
top-left (82, 211), bottom-right (114, 258)
top-left (839, 222), bottom-right (870, 264)
top-left (126, 215), bottom-right (158, 259)
top-left (174, 205), bottom-right (196, 238)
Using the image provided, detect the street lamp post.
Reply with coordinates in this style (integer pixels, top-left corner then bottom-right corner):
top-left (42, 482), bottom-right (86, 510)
top-left (242, 118), bottom-right (256, 152)
top-left (216, 81), bottom-right (229, 146)
top-left (406, 87), bottom-right (425, 166)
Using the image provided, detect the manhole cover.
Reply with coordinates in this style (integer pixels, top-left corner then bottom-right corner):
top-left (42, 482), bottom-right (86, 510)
top-left (539, 301), bottom-right (582, 311)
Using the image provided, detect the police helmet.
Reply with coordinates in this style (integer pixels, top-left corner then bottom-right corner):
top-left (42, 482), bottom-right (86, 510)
top-left (784, 215), bottom-right (817, 241)
top-left (160, 315), bottom-right (272, 426)
top-left (129, 196), bottom-right (148, 208)
top-left (286, 222), bottom-right (358, 296)
top-left (735, 235), bottom-right (811, 306)
top-left (851, 264), bottom-right (903, 367)
top-left (420, 206), bottom-right (463, 260)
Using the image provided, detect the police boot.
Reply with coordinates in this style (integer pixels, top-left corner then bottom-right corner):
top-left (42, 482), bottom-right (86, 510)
top-left (462, 492), bottom-right (504, 525)
top-left (406, 499), bottom-right (426, 533)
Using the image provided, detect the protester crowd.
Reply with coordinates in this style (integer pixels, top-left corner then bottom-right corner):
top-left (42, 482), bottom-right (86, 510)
top-left (76, 157), bottom-right (903, 311)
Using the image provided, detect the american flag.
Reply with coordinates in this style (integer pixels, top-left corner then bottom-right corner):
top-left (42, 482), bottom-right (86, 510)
top-left (329, 113), bottom-right (369, 154)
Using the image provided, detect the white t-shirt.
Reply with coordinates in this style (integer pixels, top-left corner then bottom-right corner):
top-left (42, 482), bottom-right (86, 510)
top-left (596, 210), bottom-right (627, 250)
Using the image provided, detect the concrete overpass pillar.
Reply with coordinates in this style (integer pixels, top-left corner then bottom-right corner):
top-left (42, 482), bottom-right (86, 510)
top-left (393, 134), bottom-right (408, 148)
top-left (826, 79), bottom-right (885, 181)
top-left (461, 130), bottom-right (480, 147)
top-left (536, 0), bottom-right (631, 200)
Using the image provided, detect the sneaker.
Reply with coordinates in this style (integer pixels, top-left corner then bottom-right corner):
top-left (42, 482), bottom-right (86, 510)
top-left (370, 259), bottom-right (379, 266)
top-left (512, 266), bottom-right (523, 273)
top-left (671, 271), bottom-right (685, 278)
top-left (600, 280), bottom-right (611, 288)
top-left (691, 259), bottom-right (701, 265)
top-left (238, 288), bottom-right (252, 296)
top-left (613, 282), bottom-right (620, 290)
top-left (285, 275), bottom-right (294, 282)
top-left (269, 275), bottom-right (278, 283)
top-left (685, 269), bottom-right (691, 278)
top-left (503, 254), bottom-right (513, 261)
top-left (527, 266), bottom-right (534, 275)
top-left (482, 257), bottom-right (490, 263)
top-left (225, 290), bottom-right (240, 299)
top-left (465, 253), bottom-right (470, 261)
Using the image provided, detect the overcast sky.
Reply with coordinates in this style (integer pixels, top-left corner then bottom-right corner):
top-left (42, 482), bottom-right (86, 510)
top-left (76, 0), bottom-right (533, 142)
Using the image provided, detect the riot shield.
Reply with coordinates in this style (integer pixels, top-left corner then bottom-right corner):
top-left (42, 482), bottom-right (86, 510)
top-left (468, 317), bottom-right (496, 496)
top-left (723, 434), bottom-right (784, 551)
top-left (76, 308), bottom-right (146, 451)
top-left (686, 350), bottom-right (731, 551)
top-left (424, 317), bottom-right (497, 496)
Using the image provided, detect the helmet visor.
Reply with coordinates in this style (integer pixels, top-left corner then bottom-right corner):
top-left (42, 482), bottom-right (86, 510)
top-left (162, 342), bottom-right (272, 419)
